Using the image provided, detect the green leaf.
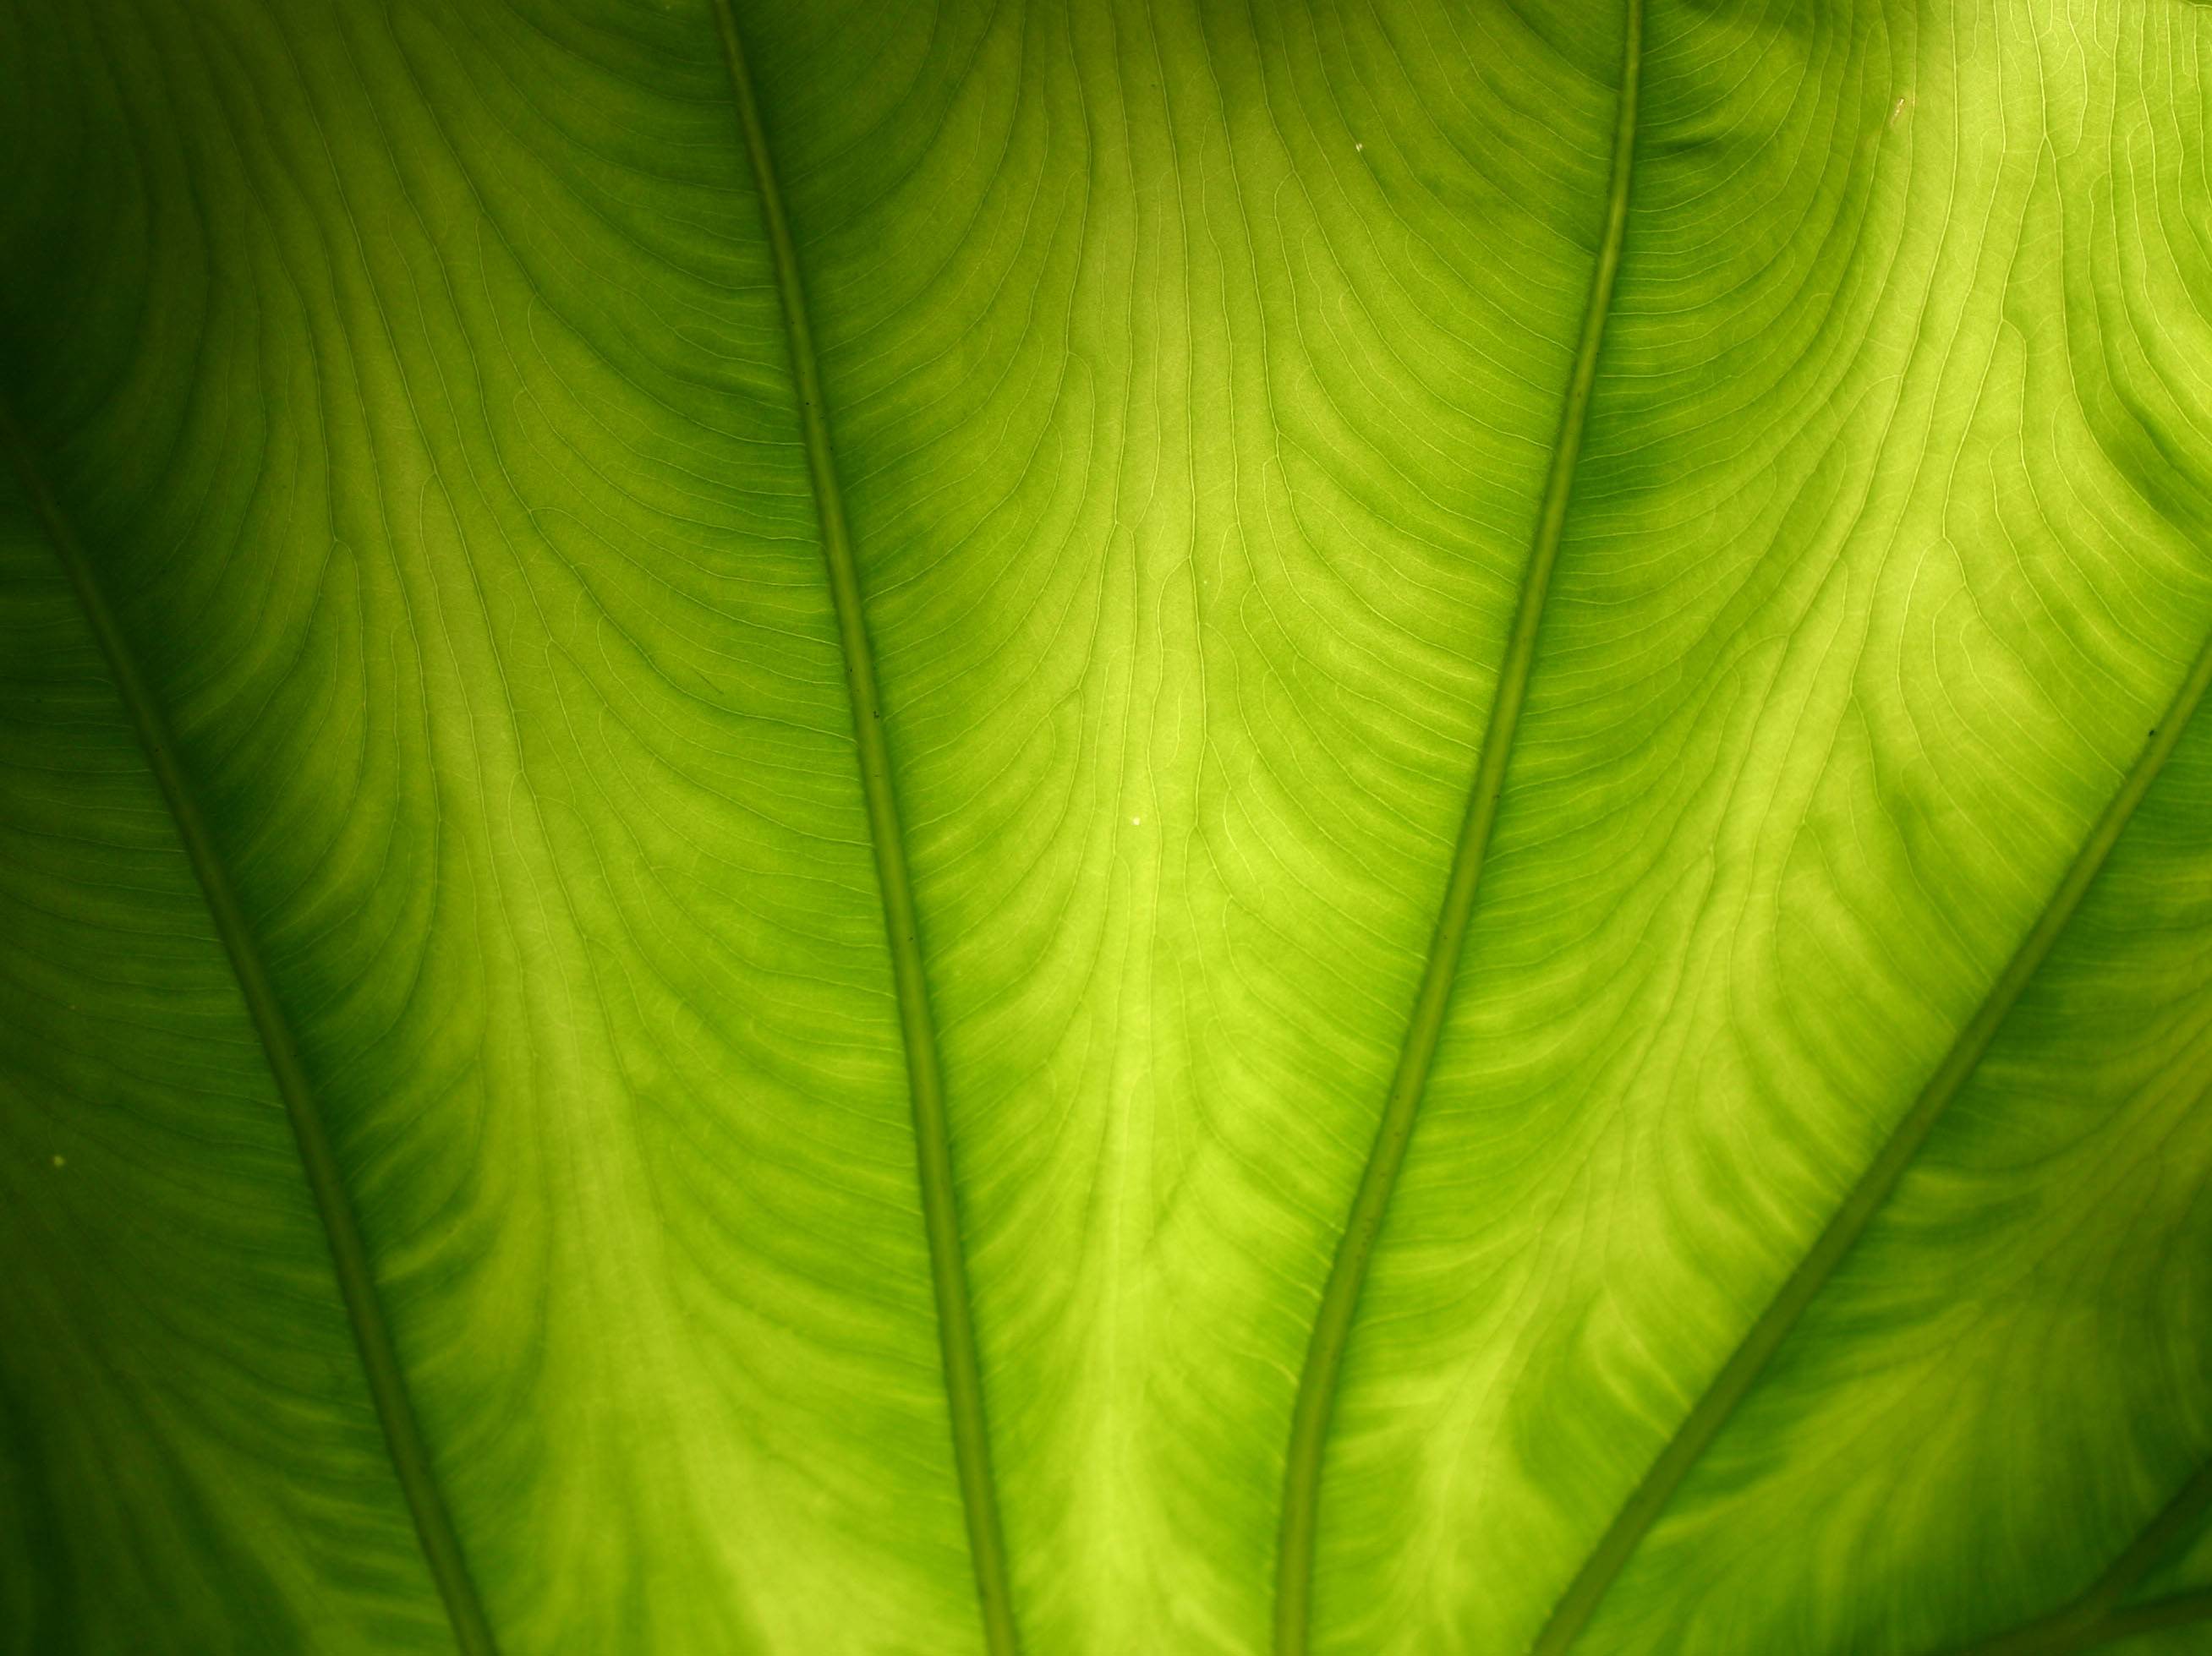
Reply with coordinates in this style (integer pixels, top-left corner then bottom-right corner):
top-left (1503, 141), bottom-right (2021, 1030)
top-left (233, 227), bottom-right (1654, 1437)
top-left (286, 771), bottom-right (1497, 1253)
top-left (3, 0), bottom-right (2209, 1652)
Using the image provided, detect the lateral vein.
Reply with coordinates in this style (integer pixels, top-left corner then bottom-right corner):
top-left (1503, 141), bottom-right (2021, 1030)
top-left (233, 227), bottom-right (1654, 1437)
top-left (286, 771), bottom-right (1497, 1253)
top-left (0, 402), bottom-right (497, 1653)
top-left (1530, 623), bottom-right (2212, 1654)
top-left (1270, 5), bottom-right (1645, 1650)
top-left (704, 10), bottom-right (1021, 1653)
top-left (1952, 1588), bottom-right (2212, 1656)
top-left (1949, 1457), bottom-right (2212, 1656)
top-left (2056, 1588), bottom-right (2212, 1655)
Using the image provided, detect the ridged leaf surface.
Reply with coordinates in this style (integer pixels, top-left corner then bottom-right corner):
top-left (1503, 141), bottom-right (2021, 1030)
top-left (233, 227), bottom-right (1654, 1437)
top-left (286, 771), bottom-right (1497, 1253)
top-left (2, 0), bottom-right (2209, 1652)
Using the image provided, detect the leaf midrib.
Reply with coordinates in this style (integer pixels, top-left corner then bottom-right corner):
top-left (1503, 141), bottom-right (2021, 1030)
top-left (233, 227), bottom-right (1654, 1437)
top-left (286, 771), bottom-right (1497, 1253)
top-left (0, 404), bottom-right (497, 1653)
top-left (704, 10), bottom-right (1020, 1654)
top-left (1269, 4), bottom-right (1647, 1650)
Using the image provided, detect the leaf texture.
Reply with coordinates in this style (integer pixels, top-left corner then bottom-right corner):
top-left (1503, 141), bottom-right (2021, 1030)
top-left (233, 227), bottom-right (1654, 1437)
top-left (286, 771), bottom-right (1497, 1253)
top-left (1, 0), bottom-right (2209, 1653)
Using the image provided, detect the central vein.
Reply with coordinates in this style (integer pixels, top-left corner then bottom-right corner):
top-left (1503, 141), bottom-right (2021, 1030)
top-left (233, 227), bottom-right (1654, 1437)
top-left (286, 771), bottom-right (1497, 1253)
top-left (1271, 6), bottom-right (1645, 1648)
top-left (707, 7), bottom-right (1020, 1653)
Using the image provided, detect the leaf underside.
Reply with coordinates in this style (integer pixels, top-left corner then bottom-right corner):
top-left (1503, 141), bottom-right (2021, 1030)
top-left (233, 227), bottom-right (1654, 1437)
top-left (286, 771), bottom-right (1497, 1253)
top-left (2, 1), bottom-right (2209, 1653)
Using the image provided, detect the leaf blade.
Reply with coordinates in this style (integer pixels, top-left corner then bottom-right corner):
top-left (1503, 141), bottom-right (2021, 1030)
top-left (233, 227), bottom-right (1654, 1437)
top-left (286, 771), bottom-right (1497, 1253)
top-left (1273, 3), bottom-right (1646, 1644)
top-left (709, 8), bottom-right (1016, 1647)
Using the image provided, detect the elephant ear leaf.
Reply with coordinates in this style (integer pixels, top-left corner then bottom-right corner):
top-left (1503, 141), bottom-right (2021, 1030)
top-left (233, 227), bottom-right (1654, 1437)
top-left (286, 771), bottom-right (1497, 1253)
top-left (3, 0), bottom-right (2211, 1653)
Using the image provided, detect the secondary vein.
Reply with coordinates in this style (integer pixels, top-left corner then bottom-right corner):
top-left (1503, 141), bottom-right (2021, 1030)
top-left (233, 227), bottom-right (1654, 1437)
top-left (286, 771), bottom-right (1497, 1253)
top-left (704, 11), bottom-right (1020, 1653)
top-left (1951, 1457), bottom-right (2212, 1656)
top-left (1954, 1588), bottom-right (2212, 1656)
top-left (1530, 621), bottom-right (2212, 1653)
top-left (2054, 1588), bottom-right (2212, 1654)
top-left (0, 404), bottom-right (496, 1653)
top-left (1270, 6), bottom-right (1645, 1649)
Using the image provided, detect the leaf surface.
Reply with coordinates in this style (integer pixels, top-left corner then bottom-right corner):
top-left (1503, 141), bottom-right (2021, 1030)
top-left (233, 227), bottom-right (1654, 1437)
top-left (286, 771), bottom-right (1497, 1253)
top-left (2, 0), bottom-right (2209, 1653)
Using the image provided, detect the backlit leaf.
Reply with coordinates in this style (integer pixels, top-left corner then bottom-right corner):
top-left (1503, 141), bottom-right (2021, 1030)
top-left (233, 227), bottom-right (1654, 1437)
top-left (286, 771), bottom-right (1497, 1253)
top-left (3, 0), bottom-right (2209, 1651)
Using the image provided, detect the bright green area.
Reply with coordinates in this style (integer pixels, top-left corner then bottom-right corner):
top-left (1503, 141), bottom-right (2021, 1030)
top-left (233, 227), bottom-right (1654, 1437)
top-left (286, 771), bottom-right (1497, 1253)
top-left (1, 1), bottom-right (2209, 1653)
